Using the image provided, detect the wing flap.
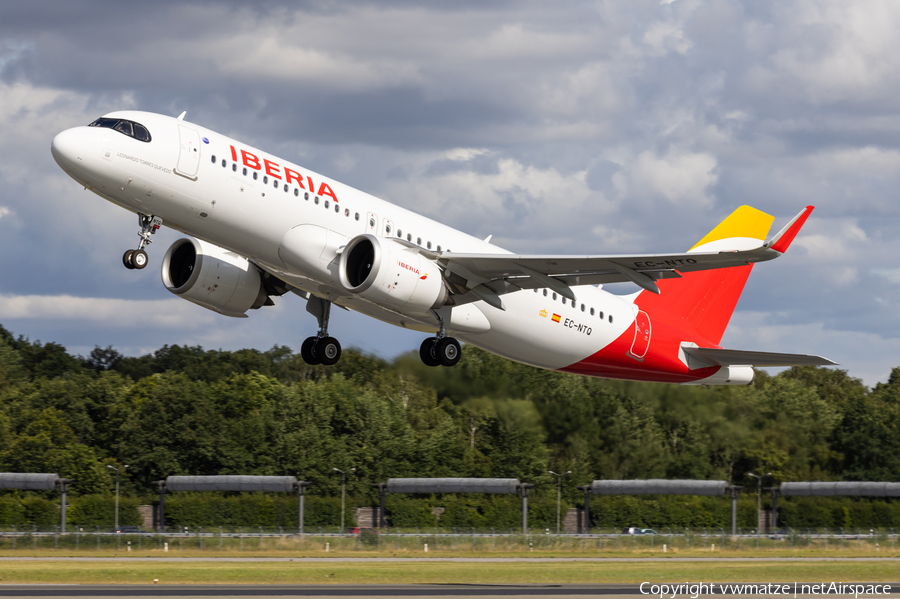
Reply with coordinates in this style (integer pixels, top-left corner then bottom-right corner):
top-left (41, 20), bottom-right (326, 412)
top-left (684, 347), bottom-right (838, 367)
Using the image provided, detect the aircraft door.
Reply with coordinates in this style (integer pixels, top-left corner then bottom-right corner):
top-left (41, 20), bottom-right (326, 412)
top-left (627, 310), bottom-right (651, 361)
top-left (174, 125), bottom-right (201, 180)
top-left (383, 219), bottom-right (394, 238)
top-left (366, 212), bottom-right (377, 235)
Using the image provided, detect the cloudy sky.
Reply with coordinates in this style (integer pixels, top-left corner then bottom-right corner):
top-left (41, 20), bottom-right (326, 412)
top-left (1, 0), bottom-right (899, 385)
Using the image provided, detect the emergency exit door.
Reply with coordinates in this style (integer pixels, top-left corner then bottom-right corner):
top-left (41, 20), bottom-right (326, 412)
top-left (627, 310), bottom-right (652, 361)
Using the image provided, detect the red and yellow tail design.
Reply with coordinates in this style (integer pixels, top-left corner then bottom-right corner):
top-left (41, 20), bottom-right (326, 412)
top-left (640, 205), bottom-right (775, 346)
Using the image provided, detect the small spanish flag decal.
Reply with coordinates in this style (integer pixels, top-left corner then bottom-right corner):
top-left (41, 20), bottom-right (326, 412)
top-left (551, 313), bottom-right (561, 323)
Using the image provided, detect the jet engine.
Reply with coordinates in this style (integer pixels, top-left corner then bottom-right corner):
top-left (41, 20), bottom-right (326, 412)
top-left (162, 238), bottom-right (278, 318)
top-left (339, 234), bottom-right (448, 314)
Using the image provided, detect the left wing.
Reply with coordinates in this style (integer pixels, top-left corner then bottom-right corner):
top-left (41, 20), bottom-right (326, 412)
top-left (434, 206), bottom-right (814, 310)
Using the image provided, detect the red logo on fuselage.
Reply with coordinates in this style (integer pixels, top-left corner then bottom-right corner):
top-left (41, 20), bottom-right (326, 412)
top-left (230, 145), bottom-right (338, 202)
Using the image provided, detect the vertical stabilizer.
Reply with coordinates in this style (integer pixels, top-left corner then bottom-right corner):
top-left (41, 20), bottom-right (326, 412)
top-left (641, 206), bottom-right (775, 346)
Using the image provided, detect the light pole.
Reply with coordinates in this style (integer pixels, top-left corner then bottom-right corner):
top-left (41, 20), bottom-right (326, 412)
top-left (107, 464), bottom-right (128, 530)
top-left (747, 472), bottom-right (771, 532)
top-left (333, 467), bottom-right (355, 535)
top-left (548, 470), bottom-right (571, 534)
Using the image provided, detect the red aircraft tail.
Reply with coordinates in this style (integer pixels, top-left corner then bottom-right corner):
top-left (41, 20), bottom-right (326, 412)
top-left (637, 205), bottom-right (812, 346)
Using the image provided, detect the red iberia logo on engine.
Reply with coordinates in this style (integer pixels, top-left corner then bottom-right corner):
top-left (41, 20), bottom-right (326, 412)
top-left (399, 261), bottom-right (419, 275)
top-left (420, 274), bottom-right (428, 280)
top-left (551, 313), bottom-right (561, 323)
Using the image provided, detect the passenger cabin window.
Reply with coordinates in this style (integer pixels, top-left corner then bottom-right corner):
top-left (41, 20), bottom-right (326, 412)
top-left (294, 189), bottom-right (299, 196)
top-left (263, 176), bottom-right (268, 184)
top-left (232, 163), bottom-right (237, 172)
top-left (335, 204), bottom-right (340, 213)
top-left (344, 208), bottom-right (349, 217)
top-left (590, 307), bottom-right (595, 315)
top-left (416, 237), bottom-right (422, 246)
top-left (253, 172), bottom-right (258, 180)
top-left (88, 118), bottom-right (152, 143)
top-left (437, 245), bottom-right (442, 252)
top-left (355, 213), bottom-right (360, 221)
top-left (407, 234), bottom-right (412, 242)
top-left (427, 241), bottom-right (432, 250)
top-left (211, 156), bottom-right (216, 163)
top-left (221, 159), bottom-right (226, 167)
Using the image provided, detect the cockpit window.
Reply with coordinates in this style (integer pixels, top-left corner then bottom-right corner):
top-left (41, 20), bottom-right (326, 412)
top-left (89, 117), bottom-right (152, 143)
top-left (133, 123), bottom-right (150, 142)
top-left (114, 120), bottom-right (133, 136)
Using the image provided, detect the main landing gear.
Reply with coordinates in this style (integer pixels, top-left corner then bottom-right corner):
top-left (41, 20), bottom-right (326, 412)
top-left (419, 317), bottom-right (462, 367)
top-left (300, 296), bottom-right (342, 366)
top-left (123, 214), bottom-right (163, 270)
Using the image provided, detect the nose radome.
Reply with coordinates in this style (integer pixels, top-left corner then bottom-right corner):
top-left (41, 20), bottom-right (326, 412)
top-left (50, 127), bottom-right (83, 169)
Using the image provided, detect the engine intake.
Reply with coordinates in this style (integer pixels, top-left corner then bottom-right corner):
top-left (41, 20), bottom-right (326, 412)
top-left (162, 238), bottom-right (271, 318)
top-left (339, 234), bottom-right (447, 314)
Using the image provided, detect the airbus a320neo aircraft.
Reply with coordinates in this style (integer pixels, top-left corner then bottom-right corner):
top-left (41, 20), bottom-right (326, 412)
top-left (50, 111), bottom-right (835, 384)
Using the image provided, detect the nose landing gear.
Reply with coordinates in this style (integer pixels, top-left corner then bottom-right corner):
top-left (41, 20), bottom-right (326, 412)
top-left (301, 296), bottom-right (342, 366)
top-left (123, 214), bottom-right (162, 270)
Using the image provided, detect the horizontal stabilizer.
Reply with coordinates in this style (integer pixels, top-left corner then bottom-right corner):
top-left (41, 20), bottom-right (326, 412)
top-left (684, 346), bottom-right (838, 367)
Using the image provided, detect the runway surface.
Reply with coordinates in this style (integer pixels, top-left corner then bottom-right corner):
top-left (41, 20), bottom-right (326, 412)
top-left (0, 557), bottom-right (898, 562)
top-left (0, 584), bottom-right (897, 599)
top-left (0, 584), bottom-right (627, 597)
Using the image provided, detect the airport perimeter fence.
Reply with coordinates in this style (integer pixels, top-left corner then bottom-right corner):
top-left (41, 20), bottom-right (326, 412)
top-left (0, 526), bottom-right (897, 553)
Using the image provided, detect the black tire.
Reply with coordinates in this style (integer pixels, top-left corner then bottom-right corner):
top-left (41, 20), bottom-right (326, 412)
top-left (300, 336), bottom-right (321, 365)
top-left (316, 336), bottom-right (341, 366)
top-left (419, 337), bottom-right (440, 367)
top-left (131, 249), bottom-right (149, 269)
top-left (436, 337), bottom-right (461, 367)
top-left (122, 250), bottom-right (135, 270)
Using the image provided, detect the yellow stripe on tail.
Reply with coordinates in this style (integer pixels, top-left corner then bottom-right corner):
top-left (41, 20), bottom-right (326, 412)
top-left (689, 205), bottom-right (774, 252)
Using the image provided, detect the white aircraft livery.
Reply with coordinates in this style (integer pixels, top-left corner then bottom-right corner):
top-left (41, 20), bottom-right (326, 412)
top-left (50, 111), bottom-right (836, 384)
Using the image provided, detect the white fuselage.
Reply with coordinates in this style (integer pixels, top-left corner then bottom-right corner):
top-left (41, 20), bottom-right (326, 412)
top-left (49, 110), bottom-right (694, 379)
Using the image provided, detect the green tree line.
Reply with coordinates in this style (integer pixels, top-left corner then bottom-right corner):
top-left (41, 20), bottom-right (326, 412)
top-left (1, 323), bottom-right (900, 529)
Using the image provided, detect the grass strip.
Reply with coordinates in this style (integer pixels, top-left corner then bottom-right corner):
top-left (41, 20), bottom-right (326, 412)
top-left (0, 560), bottom-right (897, 585)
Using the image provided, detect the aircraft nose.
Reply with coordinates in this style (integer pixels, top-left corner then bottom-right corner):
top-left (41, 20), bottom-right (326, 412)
top-left (50, 127), bottom-right (83, 169)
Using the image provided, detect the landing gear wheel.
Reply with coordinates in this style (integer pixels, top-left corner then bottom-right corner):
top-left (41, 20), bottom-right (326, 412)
top-left (419, 337), bottom-right (440, 367)
top-left (301, 336), bottom-right (321, 365)
top-left (436, 337), bottom-right (461, 367)
top-left (131, 249), bottom-right (148, 269)
top-left (316, 336), bottom-right (342, 366)
top-left (122, 250), bottom-right (136, 270)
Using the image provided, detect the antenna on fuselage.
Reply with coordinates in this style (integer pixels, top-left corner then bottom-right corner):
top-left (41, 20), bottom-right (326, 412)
top-left (176, 111), bottom-right (186, 120)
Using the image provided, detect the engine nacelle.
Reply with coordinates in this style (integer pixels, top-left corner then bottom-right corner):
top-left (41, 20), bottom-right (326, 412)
top-left (162, 238), bottom-right (269, 318)
top-left (339, 234), bottom-right (448, 314)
